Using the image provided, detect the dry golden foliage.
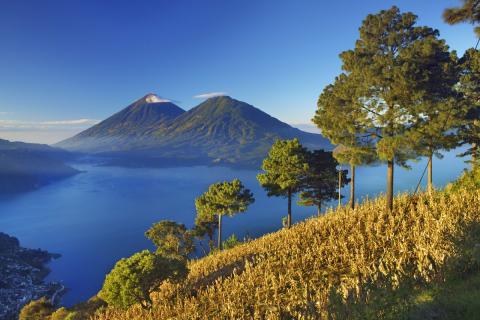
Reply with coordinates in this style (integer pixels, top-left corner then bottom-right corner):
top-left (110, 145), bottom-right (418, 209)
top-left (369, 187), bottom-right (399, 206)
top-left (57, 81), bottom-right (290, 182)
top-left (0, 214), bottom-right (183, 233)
top-left (94, 188), bottom-right (480, 319)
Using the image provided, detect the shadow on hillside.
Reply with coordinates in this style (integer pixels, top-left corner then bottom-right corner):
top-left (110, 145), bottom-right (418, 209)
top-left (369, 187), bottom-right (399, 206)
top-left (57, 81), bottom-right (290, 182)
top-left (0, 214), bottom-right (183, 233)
top-left (189, 253), bottom-right (257, 295)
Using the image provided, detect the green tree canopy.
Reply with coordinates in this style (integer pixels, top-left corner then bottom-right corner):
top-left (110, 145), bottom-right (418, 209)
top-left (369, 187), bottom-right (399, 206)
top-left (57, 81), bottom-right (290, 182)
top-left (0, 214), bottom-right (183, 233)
top-left (403, 35), bottom-right (460, 192)
top-left (145, 220), bottom-right (194, 258)
top-left (333, 144), bottom-right (373, 208)
top-left (221, 234), bottom-right (241, 250)
top-left (195, 179), bottom-right (254, 250)
top-left (19, 297), bottom-right (55, 320)
top-left (98, 250), bottom-right (187, 310)
top-left (457, 48), bottom-right (480, 169)
top-left (192, 210), bottom-right (218, 254)
top-left (444, 0), bottom-right (480, 37)
top-left (338, 6), bottom-right (458, 211)
top-left (314, 73), bottom-right (377, 208)
top-left (49, 307), bottom-right (72, 320)
top-left (257, 138), bottom-right (309, 227)
top-left (298, 149), bottom-right (348, 215)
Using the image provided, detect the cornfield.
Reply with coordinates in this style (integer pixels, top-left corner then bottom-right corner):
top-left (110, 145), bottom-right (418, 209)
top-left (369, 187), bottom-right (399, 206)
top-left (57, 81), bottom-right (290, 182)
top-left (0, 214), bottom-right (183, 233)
top-left (94, 188), bottom-right (480, 319)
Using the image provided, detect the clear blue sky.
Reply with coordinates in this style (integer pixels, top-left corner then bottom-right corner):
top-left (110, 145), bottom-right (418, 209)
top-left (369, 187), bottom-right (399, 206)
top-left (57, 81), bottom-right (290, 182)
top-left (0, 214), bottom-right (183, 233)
top-left (0, 0), bottom-right (476, 143)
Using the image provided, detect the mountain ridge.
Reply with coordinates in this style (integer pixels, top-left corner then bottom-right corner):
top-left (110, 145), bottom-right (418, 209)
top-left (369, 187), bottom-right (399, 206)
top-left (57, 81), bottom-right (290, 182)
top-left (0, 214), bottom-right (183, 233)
top-left (56, 95), bottom-right (331, 167)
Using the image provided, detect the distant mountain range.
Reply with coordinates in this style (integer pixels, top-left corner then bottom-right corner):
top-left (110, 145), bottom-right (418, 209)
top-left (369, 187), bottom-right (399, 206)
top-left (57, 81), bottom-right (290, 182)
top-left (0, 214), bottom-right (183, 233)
top-left (56, 94), bottom-right (331, 167)
top-left (0, 139), bottom-right (78, 193)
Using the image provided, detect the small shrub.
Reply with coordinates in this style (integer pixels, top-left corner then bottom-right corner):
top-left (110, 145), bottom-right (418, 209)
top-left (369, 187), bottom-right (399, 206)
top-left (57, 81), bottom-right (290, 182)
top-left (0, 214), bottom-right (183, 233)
top-left (445, 168), bottom-right (480, 192)
top-left (222, 234), bottom-right (241, 250)
top-left (98, 250), bottom-right (187, 310)
top-left (19, 297), bottom-right (54, 320)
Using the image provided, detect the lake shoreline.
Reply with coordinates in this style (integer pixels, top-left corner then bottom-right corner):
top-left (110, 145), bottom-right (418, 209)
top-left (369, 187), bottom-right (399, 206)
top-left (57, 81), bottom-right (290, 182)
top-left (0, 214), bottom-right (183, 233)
top-left (0, 232), bottom-right (65, 319)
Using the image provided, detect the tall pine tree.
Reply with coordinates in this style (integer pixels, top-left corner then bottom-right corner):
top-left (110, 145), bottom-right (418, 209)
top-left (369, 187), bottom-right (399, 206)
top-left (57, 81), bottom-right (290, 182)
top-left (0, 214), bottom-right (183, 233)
top-left (339, 6), bottom-right (456, 211)
top-left (403, 38), bottom-right (460, 192)
top-left (298, 149), bottom-right (348, 216)
top-left (257, 138), bottom-right (309, 228)
top-left (195, 179), bottom-right (254, 250)
top-left (314, 73), bottom-right (376, 209)
top-left (456, 48), bottom-right (480, 169)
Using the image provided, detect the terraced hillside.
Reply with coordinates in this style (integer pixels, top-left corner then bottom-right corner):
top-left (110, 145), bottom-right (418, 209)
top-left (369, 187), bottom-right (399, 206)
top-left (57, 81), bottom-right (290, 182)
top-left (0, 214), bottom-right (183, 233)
top-left (94, 186), bottom-right (480, 320)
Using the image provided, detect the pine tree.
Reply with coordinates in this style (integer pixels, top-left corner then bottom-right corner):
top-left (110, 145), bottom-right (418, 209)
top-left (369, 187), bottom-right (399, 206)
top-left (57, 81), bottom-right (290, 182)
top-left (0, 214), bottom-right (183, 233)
top-left (298, 149), bottom-right (348, 215)
top-left (192, 211), bottom-right (218, 253)
top-left (333, 145), bottom-right (375, 208)
top-left (257, 138), bottom-right (310, 228)
top-left (338, 6), bottom-right (457, 211)
top-left (444, 0), bottom-right (480, 37)
top-left (314, 73), bottom-right (376, 209)
top-left (195, 179), bottom-right (254, 250)
top-left (145, 220), bottom-right (194, 258)
top-left (403, 38), bottom-right (460, 192)
top-left (457, 48), bottom-right (480, 169)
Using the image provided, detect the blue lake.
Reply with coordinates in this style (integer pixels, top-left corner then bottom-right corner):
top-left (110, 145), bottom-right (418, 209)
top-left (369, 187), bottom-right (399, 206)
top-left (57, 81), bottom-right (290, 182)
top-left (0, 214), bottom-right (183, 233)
top-left (0, 149), bottom-right (469, 306)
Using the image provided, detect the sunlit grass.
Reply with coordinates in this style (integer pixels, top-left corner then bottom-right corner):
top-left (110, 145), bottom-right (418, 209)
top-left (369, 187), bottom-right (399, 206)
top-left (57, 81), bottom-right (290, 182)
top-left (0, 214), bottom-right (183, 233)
top-left (94, 187), bottom-right (480, 319)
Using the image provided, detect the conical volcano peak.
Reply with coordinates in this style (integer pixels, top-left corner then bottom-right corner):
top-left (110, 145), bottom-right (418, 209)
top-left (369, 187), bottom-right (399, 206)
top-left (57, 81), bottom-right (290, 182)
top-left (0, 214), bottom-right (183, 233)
top-left (205, 95), bottom-right (232, 102)
top-left (143, 93), bottom-right (169, 103)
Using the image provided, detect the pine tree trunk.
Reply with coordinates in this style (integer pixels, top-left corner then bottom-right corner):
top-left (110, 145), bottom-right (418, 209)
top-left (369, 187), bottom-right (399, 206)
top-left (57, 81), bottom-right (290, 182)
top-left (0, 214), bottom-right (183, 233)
top-left (428, 153), bottom-right (433, 194)
top-left (217, 214), bottom-right (222, 250)
top-left (350, 163), bottom-right (355, 209)
top-left (198, 242), bottom-right (208, 256)
top-left (317, 203), bottom-right (321, 217)
top-left (208, 231), bottom-right (214, 252)
top-left (287, 188), bottom-right (292, 228)
top-left (473, 143), bottom-right (477, 170)
top-left (338, 169), bottom-right (342, 208)
top-left (386, 160), bottom-right (394, 212)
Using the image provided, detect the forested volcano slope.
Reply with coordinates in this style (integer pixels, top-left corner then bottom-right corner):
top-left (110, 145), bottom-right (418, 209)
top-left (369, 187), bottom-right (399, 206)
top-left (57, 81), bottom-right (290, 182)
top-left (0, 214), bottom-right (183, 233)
top-left (57, 95), bottom-right (330, 167)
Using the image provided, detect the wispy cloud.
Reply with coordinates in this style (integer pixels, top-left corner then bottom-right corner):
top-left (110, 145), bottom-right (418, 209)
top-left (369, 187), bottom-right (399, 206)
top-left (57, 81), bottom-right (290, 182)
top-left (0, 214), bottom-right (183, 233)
top-left (193, 92), bottom-right (228, 99)
top-left (40, 119), bottom-right (100, 126)
top-left (0, 119), bottom-right (100, 131)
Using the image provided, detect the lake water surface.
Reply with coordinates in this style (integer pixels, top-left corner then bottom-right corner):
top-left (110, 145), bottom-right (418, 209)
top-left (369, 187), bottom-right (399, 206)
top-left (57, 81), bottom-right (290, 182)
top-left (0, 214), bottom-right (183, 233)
top-left (0, 149), bottom-right (469, 306)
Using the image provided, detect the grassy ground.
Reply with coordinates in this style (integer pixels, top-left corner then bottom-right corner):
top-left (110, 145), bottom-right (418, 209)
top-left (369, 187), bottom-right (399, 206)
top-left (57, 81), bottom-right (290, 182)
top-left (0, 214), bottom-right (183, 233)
top-left (403, 270), bottom-right (480, 320)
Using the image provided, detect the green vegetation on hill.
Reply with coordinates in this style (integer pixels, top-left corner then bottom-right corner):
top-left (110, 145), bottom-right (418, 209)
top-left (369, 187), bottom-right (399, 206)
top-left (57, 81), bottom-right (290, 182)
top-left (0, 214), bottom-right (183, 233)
top-left (157, 96), bottom-right (327, 165)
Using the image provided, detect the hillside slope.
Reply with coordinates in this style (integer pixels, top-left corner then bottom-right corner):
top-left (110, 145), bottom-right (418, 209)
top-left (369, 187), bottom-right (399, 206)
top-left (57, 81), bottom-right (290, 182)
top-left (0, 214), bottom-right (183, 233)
top-left (94, 187), bottom-right (480, 320)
